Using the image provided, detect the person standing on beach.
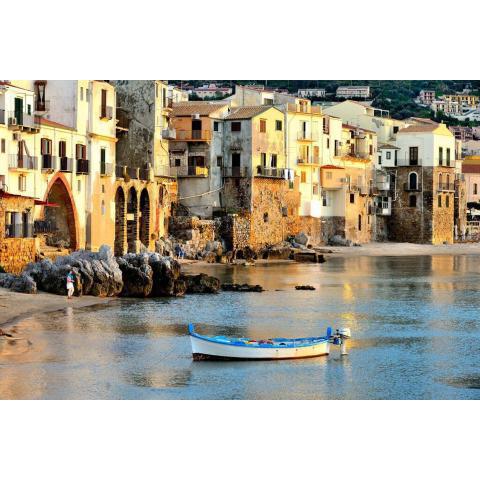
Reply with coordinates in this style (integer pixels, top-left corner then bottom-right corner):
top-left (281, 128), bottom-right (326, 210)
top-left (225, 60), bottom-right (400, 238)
top-left (66, 270), bottom-right (75, 300)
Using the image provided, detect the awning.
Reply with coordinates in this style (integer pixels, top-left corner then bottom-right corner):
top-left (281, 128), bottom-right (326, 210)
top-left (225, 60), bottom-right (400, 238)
top-left (34, 199), bottom-right (59, 207)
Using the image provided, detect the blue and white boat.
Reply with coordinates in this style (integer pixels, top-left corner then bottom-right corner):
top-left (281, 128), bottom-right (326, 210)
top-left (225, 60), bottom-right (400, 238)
top-left (189, 324), bottom-right (351, 360)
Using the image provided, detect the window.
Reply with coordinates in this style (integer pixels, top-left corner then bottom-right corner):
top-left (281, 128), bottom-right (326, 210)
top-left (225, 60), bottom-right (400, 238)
top-left (261, 153), bottom-right (267, 167)
top-left (409, 147), bottom-right (419, 165)
top-left (217, 156), bottom-right (223, 167)
top-left (271, 154), bottom-right (277, 168)
top-left (78, 180), bottom-right (81, 192)
top-left (27, 104), bottom-right (31, 115)
top-left (155, 84), bottom-right (158, 98)
top-left (438, 195), bottom-right (442, 208)
top-left (282, 206), bottom-right (288, 217)
top-left (18, 174), bottom-right (27, 191)
top-left (231, 122), bottom-right (241, 132)
top-left (474, 183), bottom-right (478, 195)
top-left (260, 119), bottom-right (266, 133)
top-left (326, 138), bottom-right (330, 149)
top-left (100, 148), bottom-right (106, 174)
top-left (394, 150), bottom-right (398, 166)
top-left (439, 173), bottom-right (443, 188)
top-left (358, 214), bottom-right (362, 231)
top-left (378, 155), bottom-right (382, 165)
top-left (408, 172), bottom-right (418, 190)
top-left (446, 148), bottom-right (451, 166)
top-left (350, 193), bottom-right (355, 204)
top-left (1, 139), bottom-right (5, 153)
top-left (386, 151), bottom-right (391, 160)
top-left (59, 141), bottom-right (66, 158)
top-left (301, 171), bottom-right (306, 183)
top-left (446, 194), bottom-right (450, 208)
top-left (439, 147), bottom-right (443, 166)
top-left (213, 121), bottom-right (219, 132)
top-left (334, 140), bottom-right (339, 156)
top-left (409, 195), bottom-right (417, 208)
top-left (393, 126), bottom-right (399, 134)
top-left (76, 144), bottom-right (86, 159)
top-left (275, 120), bottom-right (282, 131)
top-left (101, 89), bottom-right (107, 117)
top-left (162, 89), bottom-right (166, 108)
top-left (41, 138), bottom-right (52, 155)
top-left (101, 184), bottom-right (105, 193)
top-left (263, 98), bottom-right (273, 105)
top-left (369, 145), bottom-right (373, 155)
top-left (80, 87), bottom-right (84, 101)
top-left (263, 212), bottom-right (269, 223)
top-left (86, 89), bottom-right (89, 102)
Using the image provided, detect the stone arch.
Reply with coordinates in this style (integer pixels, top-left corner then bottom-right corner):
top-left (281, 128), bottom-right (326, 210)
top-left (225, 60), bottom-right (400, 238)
top-left (127, 187), bottom-right (138, 253)
top-left (43, 172), bottom-right (80, 250)
top-left (409, 172), bottom-right (418, 190)
top-left (139, 188), bottom-right (150, 248)
top-left (114, 186), bottom-right (126, 256)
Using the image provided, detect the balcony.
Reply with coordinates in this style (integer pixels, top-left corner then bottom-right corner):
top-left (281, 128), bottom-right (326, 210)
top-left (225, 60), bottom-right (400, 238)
top-left (100, 162), bottom-right (113, 176)
top-left (126, 167), bottom-right (138, 180)
top-left (116, 165), bottom-right (126, 178)
top-left (223, 167), bottom-right (250, 178)
top-left (286, 104), bottom-right (322, 114)
top-left (163, 97), bottom-right (173, 110)
top-left (297, 131), bottom-right (318, 141)
top-left (297, 155), bottom-right (320, 165)
top-left (376, 180), bottom-right (391, 191)
top-left (6, 111), bottom-right (40, 133)
top-left (8, 154), bottom-right (37, 170)
top-left (376, 201), bottom-right (391, 216)
top-left (162, 128), bottom-right (176, 140)
top-left (255, 166), bottom-right (286, 179)
top-left (59, 157), bottom-right (73, 172)
top-left (154, 165), bottom-right (174, 178)
top-left (175, 130), bottom-right (211, 142)
top-left (139, 168), bottom-right (151, 181)
top-left (100, 105), bottom-right (113, 120)
top-left (171, 166), bottom-right (209, 177)
top-left (437, 182), bottom-right (455, 192)
top-left (404, 182), bottom-right (421, 192)
top-left (76, 159), bottom-right (89, 174)
top-left (41, 154), bottom-right (56, 171)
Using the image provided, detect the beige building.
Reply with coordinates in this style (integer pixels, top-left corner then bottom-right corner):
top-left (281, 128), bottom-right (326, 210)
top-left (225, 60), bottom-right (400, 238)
top-left (336, 86), bottom-right (370, 99)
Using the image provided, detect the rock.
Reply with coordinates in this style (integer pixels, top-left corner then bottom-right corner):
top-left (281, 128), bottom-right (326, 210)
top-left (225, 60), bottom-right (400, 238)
top-left (0, 273), bottom-right (16, 289)
top-left (328, 235), bottom-right (353, 247)
top-left (117, 255), bottom-right (153, 297)
top-left (11, 273), bottom-right (37, 294)
top-left (181, 273), bottom-right (221, 294)
top-left (204, 252), bottom-right (217, 263)
top-left (294, 232), bottom-right (311, 246)
top-left (295, 285), bottom-right (316, 290)
top-left (148, 255), bottom-right (184, 297)
top-left (294, 252), bottom-right (326, 263)
top-left (261, 242), bottom-right (291, 260)
top-left (221, 283), bottom-right (264, 292)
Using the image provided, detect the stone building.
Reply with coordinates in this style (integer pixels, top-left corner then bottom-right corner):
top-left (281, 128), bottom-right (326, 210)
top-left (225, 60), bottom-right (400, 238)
top-left (111, 80), bottom-right (178, 253)
top-left (386, 123), bottom-right (457, 244)
top-left (0, 191), bottom-right (36, 273)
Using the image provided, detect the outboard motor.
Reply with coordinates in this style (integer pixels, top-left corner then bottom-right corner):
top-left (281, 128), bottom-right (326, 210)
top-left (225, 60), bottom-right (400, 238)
top-left (328, 327), bottom-right (352, 355)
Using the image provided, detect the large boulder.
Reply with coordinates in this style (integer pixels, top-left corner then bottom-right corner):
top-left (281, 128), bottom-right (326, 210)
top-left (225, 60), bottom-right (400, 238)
top-left (328, 235), bottom-right (353, 247)
top-left (261, 242), bottom-right (291, 260)
top-left (181, 273), bottom-right (220, 294)
top-left (117, 255), bottom-right (153, 297)
top-left (11, 273), bottom-right (37, 294)
top-left (294, 232), bottom-right (311, 247)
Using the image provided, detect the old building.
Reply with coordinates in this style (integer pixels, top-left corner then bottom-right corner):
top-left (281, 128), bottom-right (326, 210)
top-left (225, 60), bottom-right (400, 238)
top-left (112, 80), bottom-right (178, 253)
top-left (170, 102), bottom-right (229, 218)
top-left (386, 123), bottom-right (457, 244)
top-left (191, 84), bottom-right (232, 99)
top-left (418, 90), bottom-right (436, 105)
top-left (297, 88), bottom-right (326, 98)
top-left (336, 86), bottom-right (370, 99)
top-left (222, 105), bottom-right (297, 249)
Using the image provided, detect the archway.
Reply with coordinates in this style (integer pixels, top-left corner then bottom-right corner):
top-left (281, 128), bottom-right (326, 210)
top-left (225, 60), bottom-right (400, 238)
top-left (127, 187), bottom-right (138, 253)
top-left (114, 187), bottom-right (126, 256)
top-left (139, 188), bottom-right (150, 248)
top-left (44, 174), bottom-right (79, 250)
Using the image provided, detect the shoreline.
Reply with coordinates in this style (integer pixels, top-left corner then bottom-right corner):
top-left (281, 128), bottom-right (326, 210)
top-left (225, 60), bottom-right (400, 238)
top-left (2, 241), bottom-right (480, 327)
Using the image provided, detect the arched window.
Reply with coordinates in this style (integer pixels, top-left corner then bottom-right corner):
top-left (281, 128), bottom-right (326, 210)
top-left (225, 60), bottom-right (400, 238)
top-left (409, 172), bottom-right (418, 190)
top-left (438, 173), bottom-right (443, 189)
top-left (446, 174), bottom-right (450, 189)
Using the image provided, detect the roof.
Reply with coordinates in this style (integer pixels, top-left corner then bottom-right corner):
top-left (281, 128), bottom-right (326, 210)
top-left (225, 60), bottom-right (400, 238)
top-left (225, 106), bottom-right (276, 120)
top-left (39, 117), bottom-right (74, 131)
top-left (172, 102), bottom-right (228, 117)
top-left (342, 123), bottom-right (376, 134)
top-left (407, 117), bottom-right (438, 125)
top-left (398, 124), bottom-right (443, 134)
top-left (378, 143), bottom-right (400, 150)
top-left (321, 165), bottom-right (344, 169)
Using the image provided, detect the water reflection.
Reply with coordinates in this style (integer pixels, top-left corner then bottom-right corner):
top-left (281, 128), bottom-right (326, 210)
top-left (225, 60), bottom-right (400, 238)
top-left (1, 255), bottom-right (480, 399)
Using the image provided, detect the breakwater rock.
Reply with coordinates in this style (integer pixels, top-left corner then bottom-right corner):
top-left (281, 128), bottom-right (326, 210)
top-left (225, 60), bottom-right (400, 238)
top-left (221, 283), bottom-right (264, 292)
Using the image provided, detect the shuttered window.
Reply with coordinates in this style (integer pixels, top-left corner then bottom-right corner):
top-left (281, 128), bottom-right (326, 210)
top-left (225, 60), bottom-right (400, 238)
top-left (59, 141), bottom-right (66, 157)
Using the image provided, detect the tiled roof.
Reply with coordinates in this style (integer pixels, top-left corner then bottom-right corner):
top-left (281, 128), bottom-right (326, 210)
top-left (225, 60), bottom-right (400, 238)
top-left (378, 143), bottom-right (400, 150)
top-left (172, 102), bottom-right (228, 116)
top-left (398, 124), bottom-right (440, 133)
top-left (39, 117), bottom-right (74, 131)
top-left (407, 117), bottom-right (438, 125)
top-left (225, 106), bottom-right (275, 120)
top-left (321, 164), bottom-right (344, 169)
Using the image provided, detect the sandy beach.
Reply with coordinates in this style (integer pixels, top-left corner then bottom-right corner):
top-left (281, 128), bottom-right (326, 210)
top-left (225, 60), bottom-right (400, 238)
top-left (2, 241), bottom-right (480, 327)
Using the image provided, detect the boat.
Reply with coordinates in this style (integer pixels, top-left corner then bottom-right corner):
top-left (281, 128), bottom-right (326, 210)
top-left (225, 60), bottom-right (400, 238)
top-left (189, 324), bottom-right (351, 361)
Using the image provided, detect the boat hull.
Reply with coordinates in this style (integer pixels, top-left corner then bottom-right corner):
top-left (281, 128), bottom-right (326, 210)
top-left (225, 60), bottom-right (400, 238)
top-left (190, 335), bottom-right (330, 361)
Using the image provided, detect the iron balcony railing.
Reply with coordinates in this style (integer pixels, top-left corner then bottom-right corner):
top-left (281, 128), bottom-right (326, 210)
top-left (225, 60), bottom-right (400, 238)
top-left (100, 162), bottom-right (113, 176)
top-left (255, 166), bottom-right (286, 179)
top-left (175, 130), bottom-right (211, 141)
top-left (59, 157), bottom-right (73, 172)
top-left (170, 166), bottom-right (209, 177)
top-left (76, 159), bottom-right (89, 174)
top-left (41, 154), bottom-right (56, 170)
top-left (6, 111), bottom-right (39, 129)
top-left (297, 156), bottom-right (320, 165)
top-left (164, 97), bottom-right (173, 109)
top-left (223, 166), bottom-right (250, 178)
top-left (8, 154), bottom-right (37, 170)
top-left (5, 223), bottom-right (34, 238)
top-left (437, 182), bottom-right (455, 192)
